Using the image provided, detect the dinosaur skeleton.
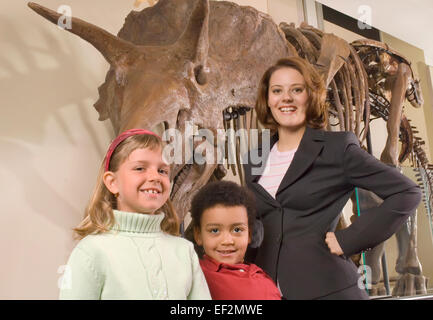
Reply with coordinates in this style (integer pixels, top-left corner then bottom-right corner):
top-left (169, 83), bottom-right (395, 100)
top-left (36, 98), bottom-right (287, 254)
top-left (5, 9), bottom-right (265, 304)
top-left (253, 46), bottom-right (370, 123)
top-left (29, 0), bottom-right (432, 297)
top-left (351, 40), bottom-right (429, 296)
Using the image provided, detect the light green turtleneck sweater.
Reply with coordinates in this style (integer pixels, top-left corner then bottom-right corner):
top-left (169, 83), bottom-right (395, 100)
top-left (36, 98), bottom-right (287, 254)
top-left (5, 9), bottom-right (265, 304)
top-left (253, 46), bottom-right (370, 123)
top-left (59, 210), bottom-right (211, 300)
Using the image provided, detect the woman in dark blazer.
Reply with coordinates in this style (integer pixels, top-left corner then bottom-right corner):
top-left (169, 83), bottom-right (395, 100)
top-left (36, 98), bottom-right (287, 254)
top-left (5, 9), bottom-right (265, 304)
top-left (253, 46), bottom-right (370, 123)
top-left (243, 57), bottom-right (421, 299)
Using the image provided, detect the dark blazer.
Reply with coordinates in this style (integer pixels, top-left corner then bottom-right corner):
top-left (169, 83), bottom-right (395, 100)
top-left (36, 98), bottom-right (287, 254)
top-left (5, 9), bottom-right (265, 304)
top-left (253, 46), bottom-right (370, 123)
top-left (243, 126), bottom-right (421, 299)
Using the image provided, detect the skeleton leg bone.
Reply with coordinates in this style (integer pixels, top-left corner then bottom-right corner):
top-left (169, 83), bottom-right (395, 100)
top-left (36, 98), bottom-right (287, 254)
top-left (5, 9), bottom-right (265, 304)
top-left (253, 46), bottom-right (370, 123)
top-left (380, 62), bottom-right (411, 166)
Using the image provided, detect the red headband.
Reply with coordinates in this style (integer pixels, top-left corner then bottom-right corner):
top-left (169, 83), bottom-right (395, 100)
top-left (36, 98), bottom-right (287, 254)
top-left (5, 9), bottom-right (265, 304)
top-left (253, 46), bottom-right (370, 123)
top-left (104, 128), bottom-right (161, 172)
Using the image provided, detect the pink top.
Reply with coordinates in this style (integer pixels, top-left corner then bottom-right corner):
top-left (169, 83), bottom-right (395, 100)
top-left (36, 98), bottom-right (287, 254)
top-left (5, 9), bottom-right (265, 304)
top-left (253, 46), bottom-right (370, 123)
top-left (258, 143), bottom-right (297, 198)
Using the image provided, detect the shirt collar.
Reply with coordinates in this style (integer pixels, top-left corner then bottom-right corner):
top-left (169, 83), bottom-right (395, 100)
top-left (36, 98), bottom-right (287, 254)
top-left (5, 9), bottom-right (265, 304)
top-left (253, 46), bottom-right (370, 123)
top-left (202, 254), bottom-right (255, 273)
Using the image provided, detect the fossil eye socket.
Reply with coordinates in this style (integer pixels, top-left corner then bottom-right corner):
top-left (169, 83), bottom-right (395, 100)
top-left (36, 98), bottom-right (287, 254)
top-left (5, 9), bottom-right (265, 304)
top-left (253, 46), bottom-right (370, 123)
top-left (194, 65), bottom-right (208, 85)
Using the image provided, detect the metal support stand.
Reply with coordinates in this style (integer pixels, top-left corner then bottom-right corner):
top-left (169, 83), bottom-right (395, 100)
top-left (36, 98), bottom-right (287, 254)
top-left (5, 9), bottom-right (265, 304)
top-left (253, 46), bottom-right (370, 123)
top-left (381, 253), bottom-right (391, 295)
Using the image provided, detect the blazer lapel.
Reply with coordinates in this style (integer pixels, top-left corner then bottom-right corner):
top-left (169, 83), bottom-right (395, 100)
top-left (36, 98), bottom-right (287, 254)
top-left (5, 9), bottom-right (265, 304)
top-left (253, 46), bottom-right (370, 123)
top-left (276, 127), bottom-right (324, 197)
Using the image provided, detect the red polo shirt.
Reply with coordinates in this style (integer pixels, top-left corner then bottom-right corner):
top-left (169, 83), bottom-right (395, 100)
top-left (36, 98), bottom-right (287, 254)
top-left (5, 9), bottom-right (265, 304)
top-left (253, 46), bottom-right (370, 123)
top-left (199, 255), bottom-right (281, 300)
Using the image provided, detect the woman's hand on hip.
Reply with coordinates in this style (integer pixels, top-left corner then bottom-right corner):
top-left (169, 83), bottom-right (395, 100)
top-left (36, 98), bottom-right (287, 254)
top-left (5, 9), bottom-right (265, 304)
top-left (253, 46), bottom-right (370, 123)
top-left (325, 232), bottom-right (344, 256)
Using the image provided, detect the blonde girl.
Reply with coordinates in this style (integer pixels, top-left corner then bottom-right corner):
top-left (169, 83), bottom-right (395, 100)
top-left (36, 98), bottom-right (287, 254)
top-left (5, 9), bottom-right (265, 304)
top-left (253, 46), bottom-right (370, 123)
top-left (60, 129), bottom-right (211, 300)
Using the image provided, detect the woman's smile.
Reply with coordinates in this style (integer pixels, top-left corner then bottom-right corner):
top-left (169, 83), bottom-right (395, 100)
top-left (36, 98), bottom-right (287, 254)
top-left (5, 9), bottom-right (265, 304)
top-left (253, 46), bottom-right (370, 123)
top-left (278, 105), bottom-right (298, 114)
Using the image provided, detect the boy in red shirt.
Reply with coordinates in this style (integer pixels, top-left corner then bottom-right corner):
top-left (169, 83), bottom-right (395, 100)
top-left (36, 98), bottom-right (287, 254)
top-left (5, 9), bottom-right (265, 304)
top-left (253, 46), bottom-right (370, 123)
top-left (190, 181), bottom-right (281, 300)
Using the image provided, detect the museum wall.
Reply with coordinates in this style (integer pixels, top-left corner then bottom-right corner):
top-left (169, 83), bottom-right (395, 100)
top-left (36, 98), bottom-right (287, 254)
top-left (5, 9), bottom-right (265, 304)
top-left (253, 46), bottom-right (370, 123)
top-left (267, 0), bottom-right (302, 26)
top-left (1, 0), bottom-right (432, 299)
top-left (0, 0), bottom-right (123, 299)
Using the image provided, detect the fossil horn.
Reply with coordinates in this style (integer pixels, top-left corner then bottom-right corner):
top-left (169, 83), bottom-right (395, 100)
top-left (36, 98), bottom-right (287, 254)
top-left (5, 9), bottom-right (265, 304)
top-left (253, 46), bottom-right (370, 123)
top-left (28, 2), bottom-right (141, 66)
top-left (174, 0), bottom-right (209, 84)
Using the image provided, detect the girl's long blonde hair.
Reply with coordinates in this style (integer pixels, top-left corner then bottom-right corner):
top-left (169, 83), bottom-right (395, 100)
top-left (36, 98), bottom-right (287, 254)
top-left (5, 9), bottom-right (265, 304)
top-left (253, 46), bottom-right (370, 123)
top-left (74, 134), bottom-right (179, 239)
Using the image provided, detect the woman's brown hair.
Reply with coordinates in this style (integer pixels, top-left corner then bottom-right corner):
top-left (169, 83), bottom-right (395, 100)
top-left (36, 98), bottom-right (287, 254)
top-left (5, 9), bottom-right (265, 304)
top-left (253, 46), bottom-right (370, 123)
top-left (74, 134), bottom-right (179, 239)
top-left (255, 57), bottom-right (328, 132)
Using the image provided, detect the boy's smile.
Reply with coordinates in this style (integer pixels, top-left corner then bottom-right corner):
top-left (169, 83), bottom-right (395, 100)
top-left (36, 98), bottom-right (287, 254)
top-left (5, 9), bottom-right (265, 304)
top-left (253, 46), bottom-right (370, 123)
top-left (194, 205), bottom-right (250, 265)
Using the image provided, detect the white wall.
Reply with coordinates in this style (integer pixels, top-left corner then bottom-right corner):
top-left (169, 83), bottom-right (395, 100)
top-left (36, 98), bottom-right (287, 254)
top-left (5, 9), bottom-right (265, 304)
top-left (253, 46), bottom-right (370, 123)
top-left (268, 0), bottom-right (302, 26)
top-left (0, 0), bottom-right (127, 299)
top-left (316, 0), bottom-right (433, 68)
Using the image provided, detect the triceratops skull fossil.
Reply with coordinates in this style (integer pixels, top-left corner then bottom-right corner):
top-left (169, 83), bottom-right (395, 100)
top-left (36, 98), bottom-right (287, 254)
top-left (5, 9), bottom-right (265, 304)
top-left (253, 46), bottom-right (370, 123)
top-left (29, 0), bottom-right (294, 221)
